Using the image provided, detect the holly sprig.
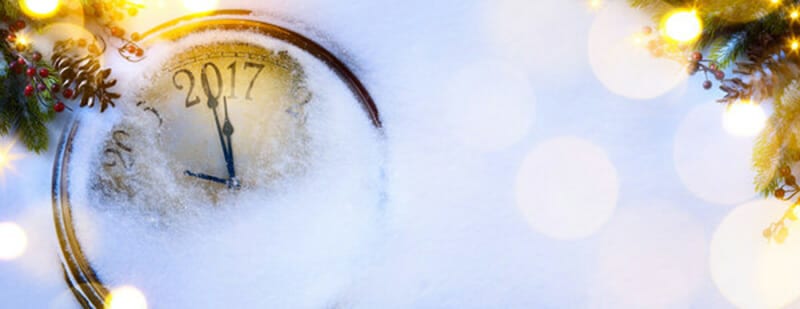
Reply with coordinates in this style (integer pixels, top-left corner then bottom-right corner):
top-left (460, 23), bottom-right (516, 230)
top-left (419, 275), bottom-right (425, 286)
top-left (0, 0), bottom-right (145, 152)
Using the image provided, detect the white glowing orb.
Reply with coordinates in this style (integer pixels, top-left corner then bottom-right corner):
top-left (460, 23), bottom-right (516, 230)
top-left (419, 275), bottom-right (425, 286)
top-left (20, 0), bottom-right (60, 18)
top-left (722, 101), bottom-right (767, 137)
top-left (442, 60), bottom-right (535, 152)
top-left (711, 199), bottom-right (800, 308)
top-left (515, 137), bottom-right (619, 240)
top-left (588, 1), bottom-right (688, 99)
top-left (0, 222), bottom-right (27, 261)
top-left (182, 0), bottom-right (218, 13)
top-left (663, 10), bottom-right (702, 43)
top-left (590, 202), bottom-right (707, 307)
top-left (674, 103), bottom-right (756, 205)
top-left (107, 286), bottom-right (148, 309)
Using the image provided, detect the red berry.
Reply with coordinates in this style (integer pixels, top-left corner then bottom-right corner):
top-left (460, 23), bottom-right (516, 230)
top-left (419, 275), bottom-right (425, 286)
top-left (714, 70), bottom-right (725, 80)
top-left (51, 83), bottom-right (60, 92)
top-left (703, 80), bottom-right (712, 90)
top-left (691, 51), bottom-right (703, 62)
top-left (14, 20), bottom-right (25, 30)
top-left (126, 45), bottom-right (136, 54)
top-left (37, 83), bottom-right (46, 91)
top-left (110, 27), bottom-right (124, 37)
top-left (709, 63), bottom-right (718, 71)
top-left (16, 57), bottom-right (25, 65)
top-left (135, 48), bottom-right (144, 57)
top-left (26, 67), bottom-right (35, 77)
top-left (63, 88), bottom-right (74, 99)
top-left (24, 85), bottom-right (34, 96)
top-left (776, 188), bottom-right (786, 199)
top-left (32, 52), bottom-right (41, 62)
top-left (6, 33), bottom-right (15, 42)
top-left (38, 68), bottom-right (49, 78)
top-left (54, 102), bottom-right (65, 113)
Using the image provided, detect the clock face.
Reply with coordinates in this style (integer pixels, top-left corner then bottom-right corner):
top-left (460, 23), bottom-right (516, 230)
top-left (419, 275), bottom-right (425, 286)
top-left (92, 42), bottom-right (313, 212)
top-left (54, 18), bottom-right (384, 307)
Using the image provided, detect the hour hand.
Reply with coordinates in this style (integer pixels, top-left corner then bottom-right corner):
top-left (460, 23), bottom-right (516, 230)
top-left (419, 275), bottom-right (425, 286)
top-left (222, 97), bottom-right (236, 179)
top-left (184, 170), bottom-right (227, 185)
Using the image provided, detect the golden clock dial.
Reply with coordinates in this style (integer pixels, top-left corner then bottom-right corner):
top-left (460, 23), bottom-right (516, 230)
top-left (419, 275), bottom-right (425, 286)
top-left (93, 42), bottom-right (312, 210)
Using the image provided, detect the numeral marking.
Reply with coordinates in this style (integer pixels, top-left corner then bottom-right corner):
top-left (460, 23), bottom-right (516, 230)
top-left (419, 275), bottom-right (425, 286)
top-left (103, 130), bottom-right (133, 169)
top-left (243, 62), bottom-right (265, 100)
top-left (227, 61), bottom-right (238, 99)
top-left (173, 69), bottom-right (200, 108)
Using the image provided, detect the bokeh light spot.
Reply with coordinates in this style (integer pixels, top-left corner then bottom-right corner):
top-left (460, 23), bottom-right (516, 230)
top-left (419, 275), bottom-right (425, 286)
top-left (662, 10), bottom-right (702, 43)
top-left (674, 102), bottom-right (756, 205)
top-left (19, 0), bottom-right (60, 18)
top-left (590, 202), bottom-right (707, 307)
top-left (515, 137), bottom-right (619, 240)
top-left (107, 286), bottom-right (148, 309)
top-left (722, 101), bottom-right (767, 137)
top-left (588, 1), bottom-right (687, 99)
top-left (0, 222), bottom-right (28, 261)
top-left (711, 199), bottom-right (800, 308)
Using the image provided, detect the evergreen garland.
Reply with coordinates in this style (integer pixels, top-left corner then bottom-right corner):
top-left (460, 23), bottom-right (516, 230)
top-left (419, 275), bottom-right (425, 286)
top-left (0, 0), bottom-right (142, 152)
top-left (630, 0), bottom-right (800, 243)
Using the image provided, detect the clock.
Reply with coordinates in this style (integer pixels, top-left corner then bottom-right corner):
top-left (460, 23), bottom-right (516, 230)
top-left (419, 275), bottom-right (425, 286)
top-left (52, 10), bottom-right (383, 308)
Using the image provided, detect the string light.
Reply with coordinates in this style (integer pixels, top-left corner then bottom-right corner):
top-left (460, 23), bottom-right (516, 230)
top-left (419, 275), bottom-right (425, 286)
top-left (19, 0), bottom-right (60, 19)
top-left (663, 9), bottom-right (702, 43)
top-left (792, 39), bottom-right (800, 51)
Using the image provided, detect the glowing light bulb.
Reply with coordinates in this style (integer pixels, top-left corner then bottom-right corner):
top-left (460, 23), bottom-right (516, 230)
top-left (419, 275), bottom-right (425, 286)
top-left (722, 100), bottom-right (767, 137)
top-left (0, 222), bottom-right (27, 261)
top-left (16, 35), bottom-right (29, 47)
top-left (791, 11), bottom-right (799, 19)
top-left (182, 0), bottom-right (218, 13)
top-left (791, 39), bottom-right (799, 51)
top-left (663, 10), bottom-right (702, 43)
top-left (107, 286), bottom-right (148, 309)
top-left (19, 0), bottom-right (60, 18)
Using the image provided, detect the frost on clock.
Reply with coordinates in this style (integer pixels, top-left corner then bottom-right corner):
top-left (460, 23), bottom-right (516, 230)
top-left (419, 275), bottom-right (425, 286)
top-left (64, 31), bottom-right (385, 307)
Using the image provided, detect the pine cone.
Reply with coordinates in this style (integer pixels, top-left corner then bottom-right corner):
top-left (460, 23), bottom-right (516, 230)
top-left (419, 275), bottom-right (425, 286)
top-left (51, 40), bottom-right (120, 112)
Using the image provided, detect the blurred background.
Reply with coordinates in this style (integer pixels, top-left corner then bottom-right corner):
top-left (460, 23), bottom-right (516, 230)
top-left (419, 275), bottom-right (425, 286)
top-left (0, 0), bottom-right (792, 308)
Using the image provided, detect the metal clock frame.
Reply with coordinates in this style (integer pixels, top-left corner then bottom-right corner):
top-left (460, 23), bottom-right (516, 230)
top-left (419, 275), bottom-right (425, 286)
top-left (52, 9), bottom-right (382, 308)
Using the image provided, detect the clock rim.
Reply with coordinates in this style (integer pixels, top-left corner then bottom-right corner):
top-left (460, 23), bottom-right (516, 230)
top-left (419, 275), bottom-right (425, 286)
top-left (52, 10), bottom-right (383, 308)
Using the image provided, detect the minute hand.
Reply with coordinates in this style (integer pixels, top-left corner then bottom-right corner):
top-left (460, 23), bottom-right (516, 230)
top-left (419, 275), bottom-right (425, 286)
top-left (206, 94), bottom-right (233, 177)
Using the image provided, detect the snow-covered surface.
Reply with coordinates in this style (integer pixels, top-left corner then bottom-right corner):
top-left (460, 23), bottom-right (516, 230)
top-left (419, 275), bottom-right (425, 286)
top-left (0, 0), bottom-right (791, 308)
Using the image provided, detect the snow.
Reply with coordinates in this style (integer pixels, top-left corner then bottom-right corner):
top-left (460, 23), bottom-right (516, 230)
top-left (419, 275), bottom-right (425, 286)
top-left (0, 0), bottom-right (785, 308)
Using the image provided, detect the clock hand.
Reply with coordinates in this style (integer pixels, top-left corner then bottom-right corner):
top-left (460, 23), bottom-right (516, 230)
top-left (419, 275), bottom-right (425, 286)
top-left (184, 170), bottom-right (228, 185)
top-left (206, 92), bottom-right (235, 181)
top-left (222, 97), bottom-right (236, 181)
